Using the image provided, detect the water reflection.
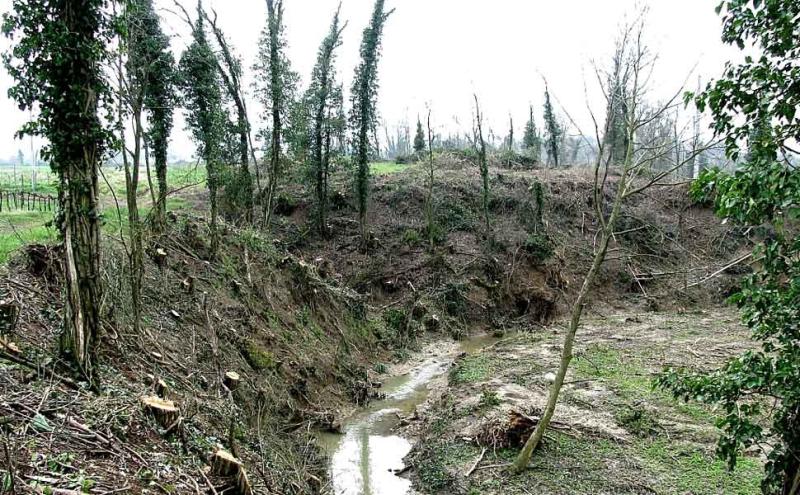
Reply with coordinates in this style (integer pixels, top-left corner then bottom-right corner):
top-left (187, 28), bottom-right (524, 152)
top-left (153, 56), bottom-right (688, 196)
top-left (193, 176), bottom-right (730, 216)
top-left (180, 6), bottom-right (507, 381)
top-left (329, 408), bottom-right (413, 495)
top-left (320, 335), bottom-right (499, 495)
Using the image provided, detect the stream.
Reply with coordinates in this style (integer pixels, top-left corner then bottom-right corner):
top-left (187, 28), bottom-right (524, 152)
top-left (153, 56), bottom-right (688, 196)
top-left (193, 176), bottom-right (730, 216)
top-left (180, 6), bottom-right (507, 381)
top-left (317, 334), bottom-right (498, 495)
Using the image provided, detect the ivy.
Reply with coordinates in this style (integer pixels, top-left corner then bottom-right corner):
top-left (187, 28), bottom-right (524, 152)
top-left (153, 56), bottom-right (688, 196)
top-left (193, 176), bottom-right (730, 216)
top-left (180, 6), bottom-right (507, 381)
top-left (658, 2), bottom-right (800, 493)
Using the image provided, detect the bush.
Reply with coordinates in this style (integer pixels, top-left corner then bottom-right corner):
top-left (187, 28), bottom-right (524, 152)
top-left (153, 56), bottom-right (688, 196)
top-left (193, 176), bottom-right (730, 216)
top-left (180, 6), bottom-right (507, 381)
top-left (437, 199), bottom-right (477, 232)
top-left (440, 282), bottom-right (468, 317)
top-left (523, 232), bottom-right (554, 264)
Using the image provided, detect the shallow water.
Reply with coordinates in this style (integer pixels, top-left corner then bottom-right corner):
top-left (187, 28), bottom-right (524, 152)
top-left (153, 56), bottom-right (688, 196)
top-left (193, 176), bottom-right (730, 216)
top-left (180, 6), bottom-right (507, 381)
top-left (318, 334), bottom-right (498, 495)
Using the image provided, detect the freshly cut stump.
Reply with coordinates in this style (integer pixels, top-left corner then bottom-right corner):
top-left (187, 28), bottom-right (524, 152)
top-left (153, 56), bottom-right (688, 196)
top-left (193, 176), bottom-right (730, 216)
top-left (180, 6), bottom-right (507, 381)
top-left (223, 371), bottom-right (241, 391)
top-left (211, 449), bottom-right (242, 477)
top-left (237, 468), bottom-right (253, 495)
top-left (141, 396), bottom-right (179, 428)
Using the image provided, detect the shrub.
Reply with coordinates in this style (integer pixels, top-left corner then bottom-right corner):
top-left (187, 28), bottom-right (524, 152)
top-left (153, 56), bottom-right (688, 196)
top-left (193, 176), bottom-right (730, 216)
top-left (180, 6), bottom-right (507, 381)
top-left (273, 192), bottom-right (298, 216)
top-left (523, 232), bottom-right (554, 264)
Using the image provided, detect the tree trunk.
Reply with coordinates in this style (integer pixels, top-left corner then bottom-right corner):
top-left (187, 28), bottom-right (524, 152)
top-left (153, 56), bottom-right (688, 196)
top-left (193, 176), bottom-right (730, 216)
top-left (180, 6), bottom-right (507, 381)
top-left (154, 132), bottom-right (168, 228)
top-left (60, 156), bottom-right (102, 380)
top-left (58, 1), bottom-right (103, 381)
top-left (510, 202), bottom-right (621, 472)
top-left (426, 110), bottom-right (435, 251)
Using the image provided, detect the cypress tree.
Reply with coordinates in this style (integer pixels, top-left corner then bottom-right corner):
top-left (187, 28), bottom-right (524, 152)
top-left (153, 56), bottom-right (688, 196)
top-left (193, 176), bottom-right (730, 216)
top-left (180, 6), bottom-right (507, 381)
top-left (473, 94), bottom-right (490, 237)
top-left (522, 105), bottom-right (542, 162)
top-left (413, 117), bottom-right (426, 154)
top-left (4, 0), bottom-right (112, 378)
top-left (127, 0), bottom-right (175, 228)
top-left (605, 54), bottom-right (628, 167)
top-left (255, 0), bottom-right (297, 228)
top-left (351, 0), bottom-right (393, 241)
top-left (120, 0), bottom-right (167, 335)
top-left (203, 9), bottom-right (254, 222)
top-left (543, 86), bottom-right (562, 167)
top-left (507, 114), bottom-right (514, 151)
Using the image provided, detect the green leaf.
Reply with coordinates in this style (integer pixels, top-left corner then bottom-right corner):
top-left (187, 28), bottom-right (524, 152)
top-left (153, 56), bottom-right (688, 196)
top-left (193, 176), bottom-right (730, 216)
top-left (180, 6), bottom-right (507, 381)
top-left (31, 413), bottom-right (52, 432)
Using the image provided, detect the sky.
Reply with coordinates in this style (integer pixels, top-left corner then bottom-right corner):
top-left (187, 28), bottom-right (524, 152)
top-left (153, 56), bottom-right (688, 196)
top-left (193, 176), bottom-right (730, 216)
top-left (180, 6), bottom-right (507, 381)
top-left (0, 0), bottom-right (737, 162)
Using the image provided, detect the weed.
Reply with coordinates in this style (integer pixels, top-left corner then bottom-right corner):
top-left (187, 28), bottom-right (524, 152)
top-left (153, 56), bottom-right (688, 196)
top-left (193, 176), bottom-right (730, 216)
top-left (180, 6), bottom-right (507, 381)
top-left (401, 228), bottom-right (421, 246)
top-left (479, 387), bottom-right (501, 408)
top-left (617, 405), bottom-right (659, 437)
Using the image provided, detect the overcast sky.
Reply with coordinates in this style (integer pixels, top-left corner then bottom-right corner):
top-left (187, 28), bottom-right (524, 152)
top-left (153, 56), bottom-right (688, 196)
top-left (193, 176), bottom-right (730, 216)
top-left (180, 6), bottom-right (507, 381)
top-left (0, 0), bottom-right (736, 162)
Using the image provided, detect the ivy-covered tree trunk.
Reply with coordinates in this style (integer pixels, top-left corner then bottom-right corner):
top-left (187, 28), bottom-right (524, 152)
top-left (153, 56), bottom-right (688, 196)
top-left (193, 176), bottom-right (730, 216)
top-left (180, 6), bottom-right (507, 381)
top-left (154, 127), bottom-right (169, 223)
top-left (203, 9), bottom-right (254, 222)
top-left (309, 7), bottom-right (344, 236)
top-left (179, 3), bottom-right (223, 258)
top-left (57, 0), bottom-right (106, 378)
top-left (351, 0), bottom-right (392, 243)
top-left (263, 0), bottom-right (284, 228)
top-left (426, 109), bottom-right (435, 251)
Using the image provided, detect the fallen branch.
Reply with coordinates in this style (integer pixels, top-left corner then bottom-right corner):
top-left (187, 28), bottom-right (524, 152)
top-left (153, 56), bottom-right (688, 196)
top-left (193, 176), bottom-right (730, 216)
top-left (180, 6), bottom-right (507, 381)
top-left (685, 253), bottom-right (754, 289)
top-left (466, 447), bottom-right (487, 477)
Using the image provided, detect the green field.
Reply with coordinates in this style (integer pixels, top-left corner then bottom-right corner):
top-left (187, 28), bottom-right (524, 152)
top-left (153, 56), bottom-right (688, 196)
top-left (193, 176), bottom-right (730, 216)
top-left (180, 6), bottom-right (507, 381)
top-left (0, 161), bottom-right (408, 264)
top-left (0, 164), bottom-right (206, 264)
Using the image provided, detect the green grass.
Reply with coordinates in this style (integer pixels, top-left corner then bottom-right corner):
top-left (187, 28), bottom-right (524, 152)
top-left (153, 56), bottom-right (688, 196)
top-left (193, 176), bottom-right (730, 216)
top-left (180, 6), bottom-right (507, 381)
top-left (0, 164), bottom-right (202, 266)
top-left (442, 430), bottom-right (763, 495)
top-left (641, 439), bottom-right (762, 495)
top-left (0, 167), bottom-right (58, 194)
top-left (0, 164), bottom-right (206, 197)
top-left (572, 343), bottom-right (711, 422)
top-left (449, 353), bottom-right (494, 384)
top-left (370, 161), bottom-right (412, 175)
top-left (0, 210), bottom-right (57, 263)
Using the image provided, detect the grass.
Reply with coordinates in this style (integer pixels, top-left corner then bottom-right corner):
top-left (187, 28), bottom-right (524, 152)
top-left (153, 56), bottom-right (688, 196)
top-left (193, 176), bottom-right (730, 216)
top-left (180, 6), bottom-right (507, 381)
top-left (370, 161), bottom-right (413, 175)
top-left (449, 353), bottom-right (494, 384)
top-left (417, 424), bottom-right (762, 494)
top-left (0, 164), bottom-right (203, 266)
top-left (413, 315), bottom-right (764, 494)
top-left (641, 439), bottom-right (762, 495)
top-left (572, 343), bottom-right (711, 422)
top-left (0, 164), bottom-right (206, 198)
top-left (0, 210), bottom-right (57, 264)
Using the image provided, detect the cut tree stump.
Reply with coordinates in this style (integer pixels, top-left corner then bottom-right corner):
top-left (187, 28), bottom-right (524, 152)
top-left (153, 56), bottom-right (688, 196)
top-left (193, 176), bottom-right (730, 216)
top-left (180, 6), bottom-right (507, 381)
top-left (141, 396), bottom-right (179, 428)
top-left (181, 276), bottom-right (195, 294)
top-left (223, 371), bottom-right (241, 391)
top-left (237, 468), bottom-right (253, 495)
top-left (0, 302), bottom-right (20, 334)
top-left (211, 449), bottom-right (242, 477)
top-left (154, 247), bottom-right (168, 268)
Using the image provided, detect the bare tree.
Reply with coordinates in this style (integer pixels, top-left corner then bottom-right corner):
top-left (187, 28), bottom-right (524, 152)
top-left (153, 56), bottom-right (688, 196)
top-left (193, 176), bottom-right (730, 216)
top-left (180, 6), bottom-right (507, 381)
top-left (513, 18), bottom-right (713, 472)
top-left (425, 108), bottom-right (436, 251)
top-left (203, 8), bottom-right (258, 222)
top-left (473, 94), bottom-right (490, 238)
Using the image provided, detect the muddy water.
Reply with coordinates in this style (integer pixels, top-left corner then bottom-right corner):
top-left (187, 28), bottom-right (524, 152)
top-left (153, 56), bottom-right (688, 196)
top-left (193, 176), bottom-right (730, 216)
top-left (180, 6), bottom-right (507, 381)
top-left (318, 334), bottom-right (498, 495)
